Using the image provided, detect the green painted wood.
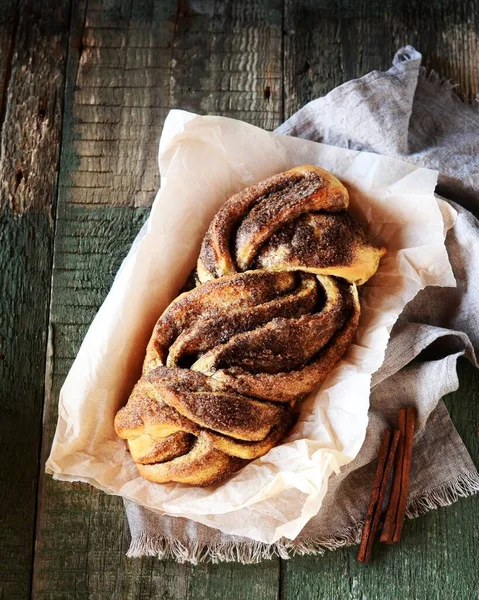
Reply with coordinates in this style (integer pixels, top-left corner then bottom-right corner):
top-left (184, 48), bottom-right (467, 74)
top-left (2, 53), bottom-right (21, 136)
top-left (3, 0), bottom-right (474, 598)
top-left (114, 557), bottom-right (281, 600)
top-left (33, 204), bottom-right (150, 600)
top-left (0, 1), bottom-right (70, 599)
top-left (0, 212), bottom-right (54, 600)
top-left (281, 363), bottom-right (479, 600)
top-left (281, 2), bottom-right (479, 598)
top-left (32, 1), bottom-right (283, 599)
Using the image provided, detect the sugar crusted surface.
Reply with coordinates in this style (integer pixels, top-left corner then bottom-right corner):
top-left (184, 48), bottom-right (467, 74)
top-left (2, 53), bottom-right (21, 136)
top-left (116, 166), bottom-right (380, 486)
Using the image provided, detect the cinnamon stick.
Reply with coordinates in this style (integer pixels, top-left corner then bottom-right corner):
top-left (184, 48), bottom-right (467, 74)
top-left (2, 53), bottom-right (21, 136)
top-left (357, 430), bottom-right (391, 562)
top-left (380, 408), bottom-right (407, 543)
top-left (392, 407), bottom-right (416, 543)
top-left (357, 429), bottom-right (400, 563)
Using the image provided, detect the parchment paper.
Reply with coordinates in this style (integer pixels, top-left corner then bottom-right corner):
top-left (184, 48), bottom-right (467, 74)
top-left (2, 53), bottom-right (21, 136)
top-left (46, 110), bottom-right (455, 544)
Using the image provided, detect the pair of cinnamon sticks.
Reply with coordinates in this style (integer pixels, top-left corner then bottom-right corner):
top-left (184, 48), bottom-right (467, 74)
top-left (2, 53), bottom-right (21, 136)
top-left (357, 407), bottom-right (416, 564)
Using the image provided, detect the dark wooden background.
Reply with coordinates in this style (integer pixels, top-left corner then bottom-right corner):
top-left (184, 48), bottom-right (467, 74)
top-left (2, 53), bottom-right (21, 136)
top-left (1, 1), bottom-right (478, 598)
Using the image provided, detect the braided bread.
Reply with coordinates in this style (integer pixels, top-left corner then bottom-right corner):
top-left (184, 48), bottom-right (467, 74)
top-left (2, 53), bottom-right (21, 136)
top-left (115, 166), bottom-right (385, 486)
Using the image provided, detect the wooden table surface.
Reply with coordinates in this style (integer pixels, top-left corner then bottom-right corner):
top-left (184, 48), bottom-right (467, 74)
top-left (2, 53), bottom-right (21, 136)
top-left (1, 1), bottom-right (478, 599)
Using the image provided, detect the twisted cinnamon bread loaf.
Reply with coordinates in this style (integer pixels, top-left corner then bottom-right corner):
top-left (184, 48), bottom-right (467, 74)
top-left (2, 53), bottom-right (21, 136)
top-left (115, 166), bottom-right (385, 486)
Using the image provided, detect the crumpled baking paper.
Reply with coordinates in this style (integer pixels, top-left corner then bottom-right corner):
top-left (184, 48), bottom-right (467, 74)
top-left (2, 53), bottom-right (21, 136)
top-left (46, 110), bottom-right (455, 544)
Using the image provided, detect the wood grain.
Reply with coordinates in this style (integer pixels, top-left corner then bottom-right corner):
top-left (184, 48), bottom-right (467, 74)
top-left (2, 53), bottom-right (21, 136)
top-left (0, 0), bottom-right (475, 598)
top-left (32, 1), bottom-right (283, 598)
top-left (0, 1), bottom-right (70, 214)
top-left (169, 0), bottom-right (283, 129)
top-left (281, 3), bottom-right (479, 595)
top-left (281, 361), bottom-right (479, 600)
top-left (58, 0), bottom-right (176, 208)
top-left (33, 205), bottom-right (151, 600)
top-left (284, 0), bottom-right (479, 117)
top-left (0, 3), bottom-right (18, 147)
top-left (0, 2), bottom-right (70, 599)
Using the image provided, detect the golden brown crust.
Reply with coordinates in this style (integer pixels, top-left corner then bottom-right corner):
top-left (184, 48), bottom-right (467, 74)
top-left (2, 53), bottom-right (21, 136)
top-left (128, 432), bottom-right (194, 465)
top-left (254, 213), bottom-right (386, 285)
top-left (213, 285), bottom-right (360, 403)
top-left (143, 270), bottom-right (297, 373)
top-left (115, 166), bottom-right (384, 487)
top-left (191, 275), bottom-right (348, 376)
top-left (136, 433), bottom-right (247, 486)
top-left (197, 165), bottom-right (385, 285)
top-left (204, 414), bottom-right (295, 459)
top-left (198, 166), bottom-right (349, 281)
top-left (140, 367), bottom-right (288, 441)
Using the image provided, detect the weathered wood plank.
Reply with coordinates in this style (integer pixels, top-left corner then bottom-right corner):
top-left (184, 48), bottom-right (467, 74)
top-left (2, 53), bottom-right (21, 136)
top-left (0, 0), bottom-right (70, 215)
top-left (169, 0), bottom-right (283, 128)
top-left (59, 0), bottom-right (176, 209)
top-left (33, 1), bottom-right (283, 598)
top-left (0, 3), bottom-right (18, 145)
top-left (33, 205), bottom-right (151, 600)
top-left (281, 2), bottom-right (479, 597)
top-left (281, 362), bottom-right (479, 600)
top-left (115, 556), bottom-right (281, 600)
top-left (32, 1), bottom-right (479, 598)
top-left (0, 1), bottom-right (70, 599)
top-left (284, 0), bottom-right (479, 117)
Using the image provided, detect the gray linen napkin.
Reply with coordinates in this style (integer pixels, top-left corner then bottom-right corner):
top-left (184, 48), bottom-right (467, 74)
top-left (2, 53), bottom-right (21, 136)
top-left (125, 47), bottom-right (479, 563)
